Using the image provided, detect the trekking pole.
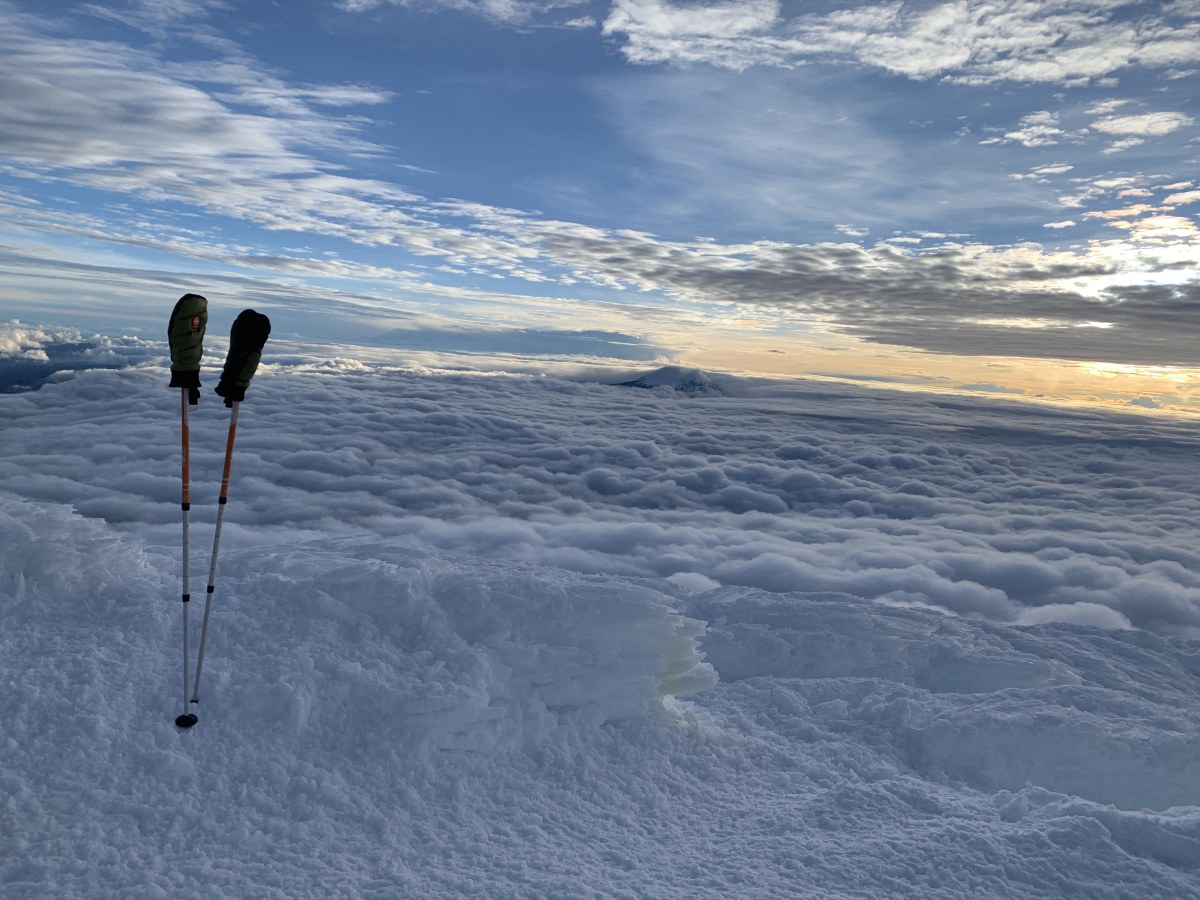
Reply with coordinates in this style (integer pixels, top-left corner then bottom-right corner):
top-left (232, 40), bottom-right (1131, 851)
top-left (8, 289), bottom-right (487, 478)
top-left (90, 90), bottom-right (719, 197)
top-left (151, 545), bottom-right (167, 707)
top-left (167, 293), bottom-right (207, 729)
top-left (191, 400), bottom-right (239, 705)
top-left (189, 309), bottom-right (271, 711)
top-left (176, 387), bottom-right (198, 728)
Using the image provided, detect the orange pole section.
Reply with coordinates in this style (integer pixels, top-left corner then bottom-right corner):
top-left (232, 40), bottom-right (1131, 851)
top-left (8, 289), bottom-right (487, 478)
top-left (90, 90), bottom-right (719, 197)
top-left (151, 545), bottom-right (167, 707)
top-left (218, 402), bottom-right (240, 503)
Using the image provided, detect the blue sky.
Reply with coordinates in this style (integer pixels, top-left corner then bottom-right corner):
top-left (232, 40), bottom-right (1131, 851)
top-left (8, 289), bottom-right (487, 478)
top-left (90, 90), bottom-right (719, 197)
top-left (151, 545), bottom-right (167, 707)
top-left (1, 0), bottom-right (1198, 409)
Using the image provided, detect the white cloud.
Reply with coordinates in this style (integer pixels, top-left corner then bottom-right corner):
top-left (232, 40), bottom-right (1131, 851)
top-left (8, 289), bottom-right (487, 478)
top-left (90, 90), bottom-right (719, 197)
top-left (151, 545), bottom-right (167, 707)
top-left (602, 0), bottom-right (783, 68)
top-left (606, 0), bottom-right (779, 39)
top-left (338, 0), bottom-right (593, 25)
top-left (1033, 164), bottom-right (1075, 177)
top-left (0, 322), bottom-right (58, 359)
top-left (1091, 111), bottom-right (1195, 136)
top-left (80, 0), bottom-right (230, 36)
top-left (1002, 111), bottom-right (1064, 147)
top-left (1085, 204), bottom-right (1161, 220)
top-left (0, 11), bottom-right (547, 269)
top-left (1101, 137), bottom-right (1146, 154)
top-left (1088, 98), bottom-right (1131, 116)
top-left (603, 0), bottom-right (1200, 86)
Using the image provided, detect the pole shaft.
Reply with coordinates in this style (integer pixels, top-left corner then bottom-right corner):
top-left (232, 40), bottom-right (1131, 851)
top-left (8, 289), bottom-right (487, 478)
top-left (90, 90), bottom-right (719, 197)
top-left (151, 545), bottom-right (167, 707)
top-left (180, 389), bottom-right (192, 718)
top-left (192, 402), bottom-right (240, 704)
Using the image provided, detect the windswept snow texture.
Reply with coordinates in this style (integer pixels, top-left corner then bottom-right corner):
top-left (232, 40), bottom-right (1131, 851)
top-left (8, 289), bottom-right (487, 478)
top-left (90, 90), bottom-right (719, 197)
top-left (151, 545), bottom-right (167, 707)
top-left (2, 330), bottom-right (1200, 899)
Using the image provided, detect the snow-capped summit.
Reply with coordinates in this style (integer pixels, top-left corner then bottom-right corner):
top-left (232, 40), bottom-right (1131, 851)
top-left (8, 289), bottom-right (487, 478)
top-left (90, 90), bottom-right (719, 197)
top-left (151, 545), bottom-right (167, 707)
top-left (614, 365), bottom-right (726, 396)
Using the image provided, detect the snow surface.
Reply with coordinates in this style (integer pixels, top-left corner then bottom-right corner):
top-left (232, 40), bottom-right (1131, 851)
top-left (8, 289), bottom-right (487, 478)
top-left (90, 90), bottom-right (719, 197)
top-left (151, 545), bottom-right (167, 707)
top-left (2, 330), bottom-right (1200, 898)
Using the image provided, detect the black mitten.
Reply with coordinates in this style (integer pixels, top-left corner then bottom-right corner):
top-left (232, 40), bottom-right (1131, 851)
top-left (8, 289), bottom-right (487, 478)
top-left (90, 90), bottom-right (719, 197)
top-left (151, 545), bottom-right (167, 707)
top-left (214, 309), bottom-right (271, 407)
top-left (167, 293), bottom-right (207, 404)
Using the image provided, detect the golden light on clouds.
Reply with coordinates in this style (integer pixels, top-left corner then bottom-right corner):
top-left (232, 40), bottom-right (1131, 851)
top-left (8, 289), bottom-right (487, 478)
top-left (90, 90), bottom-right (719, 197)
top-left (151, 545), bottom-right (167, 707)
top-left (682, 328), bottom-right (1200, 418)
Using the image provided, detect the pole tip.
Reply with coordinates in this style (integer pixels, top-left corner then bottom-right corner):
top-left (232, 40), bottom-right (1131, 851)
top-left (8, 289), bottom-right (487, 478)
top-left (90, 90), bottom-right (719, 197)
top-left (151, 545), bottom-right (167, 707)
top-left (175, 713), bottom-right (199, 728)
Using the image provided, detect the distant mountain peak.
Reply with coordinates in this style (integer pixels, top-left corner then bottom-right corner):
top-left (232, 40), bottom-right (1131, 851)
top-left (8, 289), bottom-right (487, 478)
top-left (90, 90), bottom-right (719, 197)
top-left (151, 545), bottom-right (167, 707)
top-left (614, 365), bottom-right (726, 396)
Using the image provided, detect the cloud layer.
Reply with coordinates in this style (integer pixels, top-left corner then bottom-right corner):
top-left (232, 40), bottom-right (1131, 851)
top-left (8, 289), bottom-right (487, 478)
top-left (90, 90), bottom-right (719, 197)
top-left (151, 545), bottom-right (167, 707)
top-left (3, 327), bottom-right (1199, 636)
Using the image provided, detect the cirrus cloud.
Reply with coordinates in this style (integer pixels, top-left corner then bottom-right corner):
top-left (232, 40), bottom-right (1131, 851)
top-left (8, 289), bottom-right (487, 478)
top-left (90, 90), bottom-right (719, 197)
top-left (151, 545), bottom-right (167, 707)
top-left (603, 0), bottom-right (1200, 86)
